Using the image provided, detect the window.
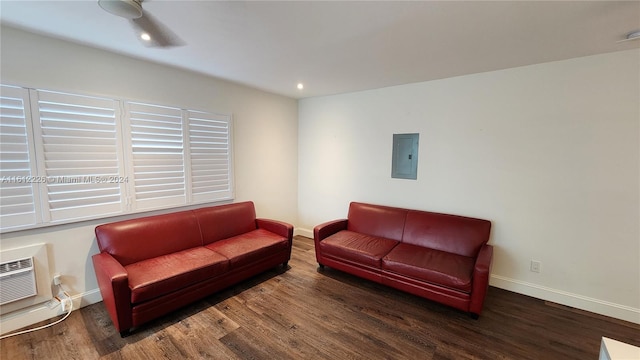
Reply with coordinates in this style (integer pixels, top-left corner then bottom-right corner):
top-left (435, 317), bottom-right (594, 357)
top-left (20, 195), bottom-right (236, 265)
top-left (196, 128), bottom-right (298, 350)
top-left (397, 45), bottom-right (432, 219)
top-left (0, 85), bottom-right (234, 233)
top-left (187, 110), bottom-right (233, 203)
top-left (0, 85), bottom-right (39, 229)
top-left (31, 90), bottom-right (125, 223)
top-left (124, 102), bottom-right (185, 211)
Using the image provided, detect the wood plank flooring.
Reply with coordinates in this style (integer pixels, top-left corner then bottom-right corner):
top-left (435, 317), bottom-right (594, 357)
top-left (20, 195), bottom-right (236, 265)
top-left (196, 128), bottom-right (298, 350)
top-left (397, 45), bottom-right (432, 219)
top-left (2, 236), bottom-right (639, 359)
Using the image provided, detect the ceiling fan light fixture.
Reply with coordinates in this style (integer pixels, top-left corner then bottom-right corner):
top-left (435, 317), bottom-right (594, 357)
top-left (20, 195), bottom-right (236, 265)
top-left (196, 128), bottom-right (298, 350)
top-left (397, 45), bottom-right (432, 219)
top-left (98, 0), bottom-right (143, 19)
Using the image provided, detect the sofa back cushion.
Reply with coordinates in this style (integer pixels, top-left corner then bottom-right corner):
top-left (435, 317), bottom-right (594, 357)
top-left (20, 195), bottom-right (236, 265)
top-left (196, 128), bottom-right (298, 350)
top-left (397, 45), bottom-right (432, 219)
top-left (195, 201), bottom-right (257, 245)
top-left (402, 210), bottom-right (491, 258)
top-left (347, 202), bottom-right (407, 241)
top-left (95, 211), bottom-right (203, 266)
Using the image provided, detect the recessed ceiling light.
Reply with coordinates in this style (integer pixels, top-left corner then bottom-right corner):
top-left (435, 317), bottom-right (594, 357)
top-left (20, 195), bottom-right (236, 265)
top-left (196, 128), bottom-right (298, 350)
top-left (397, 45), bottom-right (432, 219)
top-left (297, 83), bottom-right (304, 90)
top-left (140, 33), bottom-right (151, 41)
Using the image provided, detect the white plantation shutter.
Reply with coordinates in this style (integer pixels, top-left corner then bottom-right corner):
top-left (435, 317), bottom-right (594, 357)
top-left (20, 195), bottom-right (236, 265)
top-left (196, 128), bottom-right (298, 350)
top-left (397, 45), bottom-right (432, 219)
top-left (0, 85), bottom-right (40, 230)
top-left (125, 102), bottom-right (186, 210)
top-left (188, 110), bottom-right (233, 202)
top-left (31, 90), bottom-right (125, 223)
top-left (0, 83), bottom-right (235, 233)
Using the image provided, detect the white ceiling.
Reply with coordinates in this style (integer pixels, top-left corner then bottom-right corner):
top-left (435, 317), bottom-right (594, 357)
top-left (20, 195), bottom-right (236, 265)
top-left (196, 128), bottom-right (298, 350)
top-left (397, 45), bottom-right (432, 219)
top-left (1, 1), bottom-right (639, 99)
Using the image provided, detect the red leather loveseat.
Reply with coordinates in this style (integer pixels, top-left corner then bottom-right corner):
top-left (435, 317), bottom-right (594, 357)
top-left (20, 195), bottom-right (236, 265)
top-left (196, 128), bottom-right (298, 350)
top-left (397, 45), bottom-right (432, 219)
top-left (92, 201), bottom-right (293, 336)
top-left (314, 202), bottom-right (492, 318)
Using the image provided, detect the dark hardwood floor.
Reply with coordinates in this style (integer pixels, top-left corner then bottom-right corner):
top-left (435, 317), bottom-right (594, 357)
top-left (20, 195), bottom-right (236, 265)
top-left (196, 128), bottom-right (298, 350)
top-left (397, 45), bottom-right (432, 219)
top-left (2, 236), bottom-right (639, 359)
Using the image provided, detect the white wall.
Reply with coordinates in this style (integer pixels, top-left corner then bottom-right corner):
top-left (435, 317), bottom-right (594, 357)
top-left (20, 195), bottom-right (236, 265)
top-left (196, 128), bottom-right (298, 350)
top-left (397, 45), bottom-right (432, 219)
top-left (0, 26), bottom-right (298, 332)
top-left (298, 49), bottom-right (640, 323)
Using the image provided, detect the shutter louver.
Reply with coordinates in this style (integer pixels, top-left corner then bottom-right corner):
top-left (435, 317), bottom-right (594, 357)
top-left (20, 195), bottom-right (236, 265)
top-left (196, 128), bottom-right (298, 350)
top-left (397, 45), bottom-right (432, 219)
top-left (32, 90), bottom-right (124, 222)
top-left (0, 85), bottom-right (39, 230)
top-left (188, 111), bottom-right (233, 202)
top-left (127, 102), bottom-right (186, 210)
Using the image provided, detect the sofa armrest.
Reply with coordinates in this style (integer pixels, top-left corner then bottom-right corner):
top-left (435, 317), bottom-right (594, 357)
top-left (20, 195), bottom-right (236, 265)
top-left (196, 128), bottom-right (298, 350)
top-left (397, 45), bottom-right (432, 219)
top-left (256, 218), bottom-right (294, 240)
top-left (313, 219), bottom-right (348, 242)
top-left (469, 244), bottom-right (493, 316)
top-left (92, 252), bottom-right (132, 333)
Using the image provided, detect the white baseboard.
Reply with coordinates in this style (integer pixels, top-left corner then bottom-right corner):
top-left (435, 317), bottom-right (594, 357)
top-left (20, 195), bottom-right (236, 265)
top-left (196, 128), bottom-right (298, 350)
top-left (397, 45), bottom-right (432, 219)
top-left (0, 288), bottom-right (102, 336)
top-left (490, 275), bottom-right (640, 325)
top-left (294, 227), bottom-right (313, 238)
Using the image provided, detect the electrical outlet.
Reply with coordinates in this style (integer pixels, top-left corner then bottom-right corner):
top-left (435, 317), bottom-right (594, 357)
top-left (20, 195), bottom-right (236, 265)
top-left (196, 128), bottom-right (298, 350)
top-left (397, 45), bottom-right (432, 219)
top-left (61, 298), bottom-right (71, 312)
top-left (530, 260), bottom-right (541, 273)
top-left (53, 273), bottom-right (62, 286)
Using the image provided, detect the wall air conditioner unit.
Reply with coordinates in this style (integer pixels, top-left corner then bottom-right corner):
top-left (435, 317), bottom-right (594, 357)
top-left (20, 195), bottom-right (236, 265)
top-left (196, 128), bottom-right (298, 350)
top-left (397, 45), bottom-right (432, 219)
top-left (0, 257), bottom-right (37, 305)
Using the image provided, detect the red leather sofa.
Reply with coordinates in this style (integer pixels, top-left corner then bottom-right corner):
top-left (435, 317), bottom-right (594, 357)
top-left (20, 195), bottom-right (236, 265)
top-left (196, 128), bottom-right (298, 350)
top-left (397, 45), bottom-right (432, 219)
top-left (314, 202), bottom-right (493, 318)
top-left (92, 201), bottom-right (293, 336)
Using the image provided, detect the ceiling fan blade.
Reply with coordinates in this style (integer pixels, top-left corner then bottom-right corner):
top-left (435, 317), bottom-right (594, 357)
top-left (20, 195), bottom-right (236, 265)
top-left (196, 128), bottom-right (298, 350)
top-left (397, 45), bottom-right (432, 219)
top-left (616, 30), bottom-right (640, 43)
top-left (130, 10), bottom-right (184, 48)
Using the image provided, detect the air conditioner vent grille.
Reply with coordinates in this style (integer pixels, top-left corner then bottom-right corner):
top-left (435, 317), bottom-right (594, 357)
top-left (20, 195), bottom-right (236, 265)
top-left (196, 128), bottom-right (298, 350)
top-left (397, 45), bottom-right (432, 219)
top-left (0, 258), bottom-right (33, 275)
top-left (0, 256), bottom-right (37, 305)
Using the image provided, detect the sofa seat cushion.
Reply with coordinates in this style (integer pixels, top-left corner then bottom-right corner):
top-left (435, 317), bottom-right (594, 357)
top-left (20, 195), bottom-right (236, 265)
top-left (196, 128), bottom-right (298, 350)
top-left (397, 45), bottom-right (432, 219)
top-left (205, 229), bottom-right (289, 269)
top-left (319, 230), bottom-right (399, 268)
top-left (126, 247), bottom-right (229, 304)
top-left (382, 243), bottom-right (474, 293)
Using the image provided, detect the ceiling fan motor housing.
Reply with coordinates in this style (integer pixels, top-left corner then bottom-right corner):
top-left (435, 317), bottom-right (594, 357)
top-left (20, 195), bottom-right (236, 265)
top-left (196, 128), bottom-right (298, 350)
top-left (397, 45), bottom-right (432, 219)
top-left (98, 0), bottom-right (143, 19)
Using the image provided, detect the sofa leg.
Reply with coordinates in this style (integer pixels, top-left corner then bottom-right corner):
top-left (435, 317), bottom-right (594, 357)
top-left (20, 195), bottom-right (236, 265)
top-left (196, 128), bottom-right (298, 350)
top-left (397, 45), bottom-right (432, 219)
top-left (469, 313), bottom-right (479, 320)
top-left (120, 329), bottom-right (131, 338)
top-left (318, 263), bottom-right (325, 269)
top-left (282, 261), bottom-right (288, 269)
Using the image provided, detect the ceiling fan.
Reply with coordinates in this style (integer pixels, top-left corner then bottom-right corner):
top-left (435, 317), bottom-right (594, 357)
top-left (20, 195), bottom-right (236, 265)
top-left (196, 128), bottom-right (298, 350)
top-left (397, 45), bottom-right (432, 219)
top-left (97, 0), bottom-right (184, 48)
top-left (617, 30), bottom-right (640, 43)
